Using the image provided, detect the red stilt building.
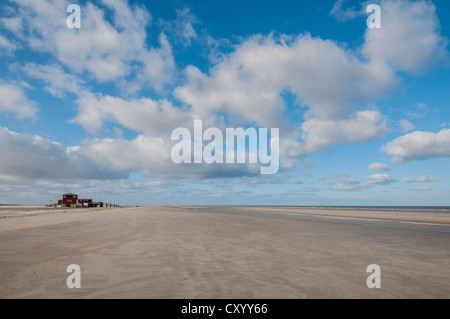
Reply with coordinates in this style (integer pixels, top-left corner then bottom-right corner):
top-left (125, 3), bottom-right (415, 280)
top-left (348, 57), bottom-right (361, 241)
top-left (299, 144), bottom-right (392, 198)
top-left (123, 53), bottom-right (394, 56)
top-left (58, 193), bottom-right (93, 207)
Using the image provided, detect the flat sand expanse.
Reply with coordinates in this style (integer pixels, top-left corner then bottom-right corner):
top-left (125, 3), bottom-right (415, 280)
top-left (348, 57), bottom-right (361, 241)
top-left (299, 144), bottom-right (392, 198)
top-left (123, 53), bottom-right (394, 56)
top-left (0, 206), bottom-right (449, 298)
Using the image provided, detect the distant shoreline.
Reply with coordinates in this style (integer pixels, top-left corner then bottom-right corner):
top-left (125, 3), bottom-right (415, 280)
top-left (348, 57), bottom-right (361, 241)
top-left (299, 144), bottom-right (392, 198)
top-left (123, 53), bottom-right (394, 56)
top-left (186, 205), bottom-right (450, 214)
top-left (1, 204), bottom-right (449, 213)
top-left (236, 205), bottom-right (450, 213)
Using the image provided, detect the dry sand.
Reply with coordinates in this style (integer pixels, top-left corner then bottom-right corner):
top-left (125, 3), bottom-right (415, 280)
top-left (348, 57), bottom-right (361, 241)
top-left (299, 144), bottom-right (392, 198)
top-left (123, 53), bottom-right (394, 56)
top-left (0, 205), bottom-right (449, 299)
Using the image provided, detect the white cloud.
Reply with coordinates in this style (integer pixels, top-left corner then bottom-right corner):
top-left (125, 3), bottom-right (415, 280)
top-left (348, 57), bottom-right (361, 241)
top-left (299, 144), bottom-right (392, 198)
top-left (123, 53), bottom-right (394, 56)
top-left (363, 0), bottom-right (448, 74)
top-left (173, 0), bottom-right (449, 161)
top-left (326, 183), bottom-right (369, 191)
top-left (403, 176), bottom-right (438, 183)
top-left (399, 119), bottom-right (415, 132)
top-left (72, 92), bottom-right (195, 135)
top-left (1, 0), bottom-right (448, 183)
top-left (326, 171), bottom-right (398, 191)
top-left (0, 33), bottom-right (17, 54)
top-left (368, 162), bottom-right (390, 172)
top-left (174, 32), bottom-right (398, 164)
top-left (300, 110), bottom-right (388, 155)
top-left (365, 174), bottom-right (395, 184)
top-left (384, 129), bottom-right (450, 162)
top-left (22, 63), bottom-right (191, 136)
top-left (166, 6), bottom-right (199, 47)
top-left (0, 126), bottom-right (265, 181)
top-left (330, 0), bottom-right (365, 22)
top-left (22, 63), bottom-right (84, 97)
top-left (0, 83), bottom-right (37, 119)
top-left (80, 135), bottom-right (172, 174)
top-left (175, 34), bottom-right (397, 127)
top-left (1, 16), bottom-right (23, 33)
top-left (8, 0), bottom-right (175, 92)
top-left (418, 176), bottom-right (438, 183)
top-left (0, 126), bottom-right (126, 179)
top-left (135, 33), bottom-right (176, 93)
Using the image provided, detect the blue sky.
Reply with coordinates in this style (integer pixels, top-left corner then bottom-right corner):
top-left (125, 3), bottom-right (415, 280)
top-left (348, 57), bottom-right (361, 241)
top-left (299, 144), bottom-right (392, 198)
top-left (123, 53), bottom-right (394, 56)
top-left (0, 0), bottom-right (449, 205)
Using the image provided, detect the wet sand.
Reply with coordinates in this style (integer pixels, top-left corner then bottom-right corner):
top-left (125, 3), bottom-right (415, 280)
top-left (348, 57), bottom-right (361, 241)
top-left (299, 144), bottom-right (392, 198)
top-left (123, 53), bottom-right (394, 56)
top-left (0, 206), bottom-right (449, 298)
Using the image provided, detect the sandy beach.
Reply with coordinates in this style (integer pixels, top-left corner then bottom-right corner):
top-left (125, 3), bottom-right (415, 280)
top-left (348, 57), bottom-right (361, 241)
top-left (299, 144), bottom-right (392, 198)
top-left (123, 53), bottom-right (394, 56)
top-left (0, 205), bottom-right (449, 299)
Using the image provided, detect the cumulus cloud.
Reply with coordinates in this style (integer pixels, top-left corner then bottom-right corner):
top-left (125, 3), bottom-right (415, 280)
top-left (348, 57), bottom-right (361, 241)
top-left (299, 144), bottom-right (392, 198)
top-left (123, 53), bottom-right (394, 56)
top-left (173, 32), bottom-right (397, 164)
top-left (324, 173), bottom-right (369, 191)
top-left (22, 63), bottom-right (84, 97)
top-left (0, 83), bottom-right (37, 119)
top-left (7, 0), bottom-right (175, 92)
top-left (85, 132), bottom-right (268, 178)
top-left (174, 0), bottom-right (448, 161)
top-left (0, 125), bottom-right (265, 181)
top-left (299, 110), bottom-right (388, 154)
top-left (368, 162), bottom-right (390, 172)
top-left (418, 176), bottom-right (438, 183)
top-left (22, 63), bottom-right (193, 137)
top-left (0, 126), bottom-right (126, 179)
top-left (363, 0), bottom-right (448, 74)
top-left (403, 176), bottom-right (438, 183)
top-left (175, 34), bottom-right (397, 127)
top-left (325, 171), bottom-right (398, 191)
top-left (365, 174), bottom-right (395, 184)
top-left (384, 129), bottom-right (450, 162)
top-left (72, 92), bottom-right (195, 135)
top-left (1, 0), bottom-right (449, 183)
top-left (0, 123), bottom-right (188, 181)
